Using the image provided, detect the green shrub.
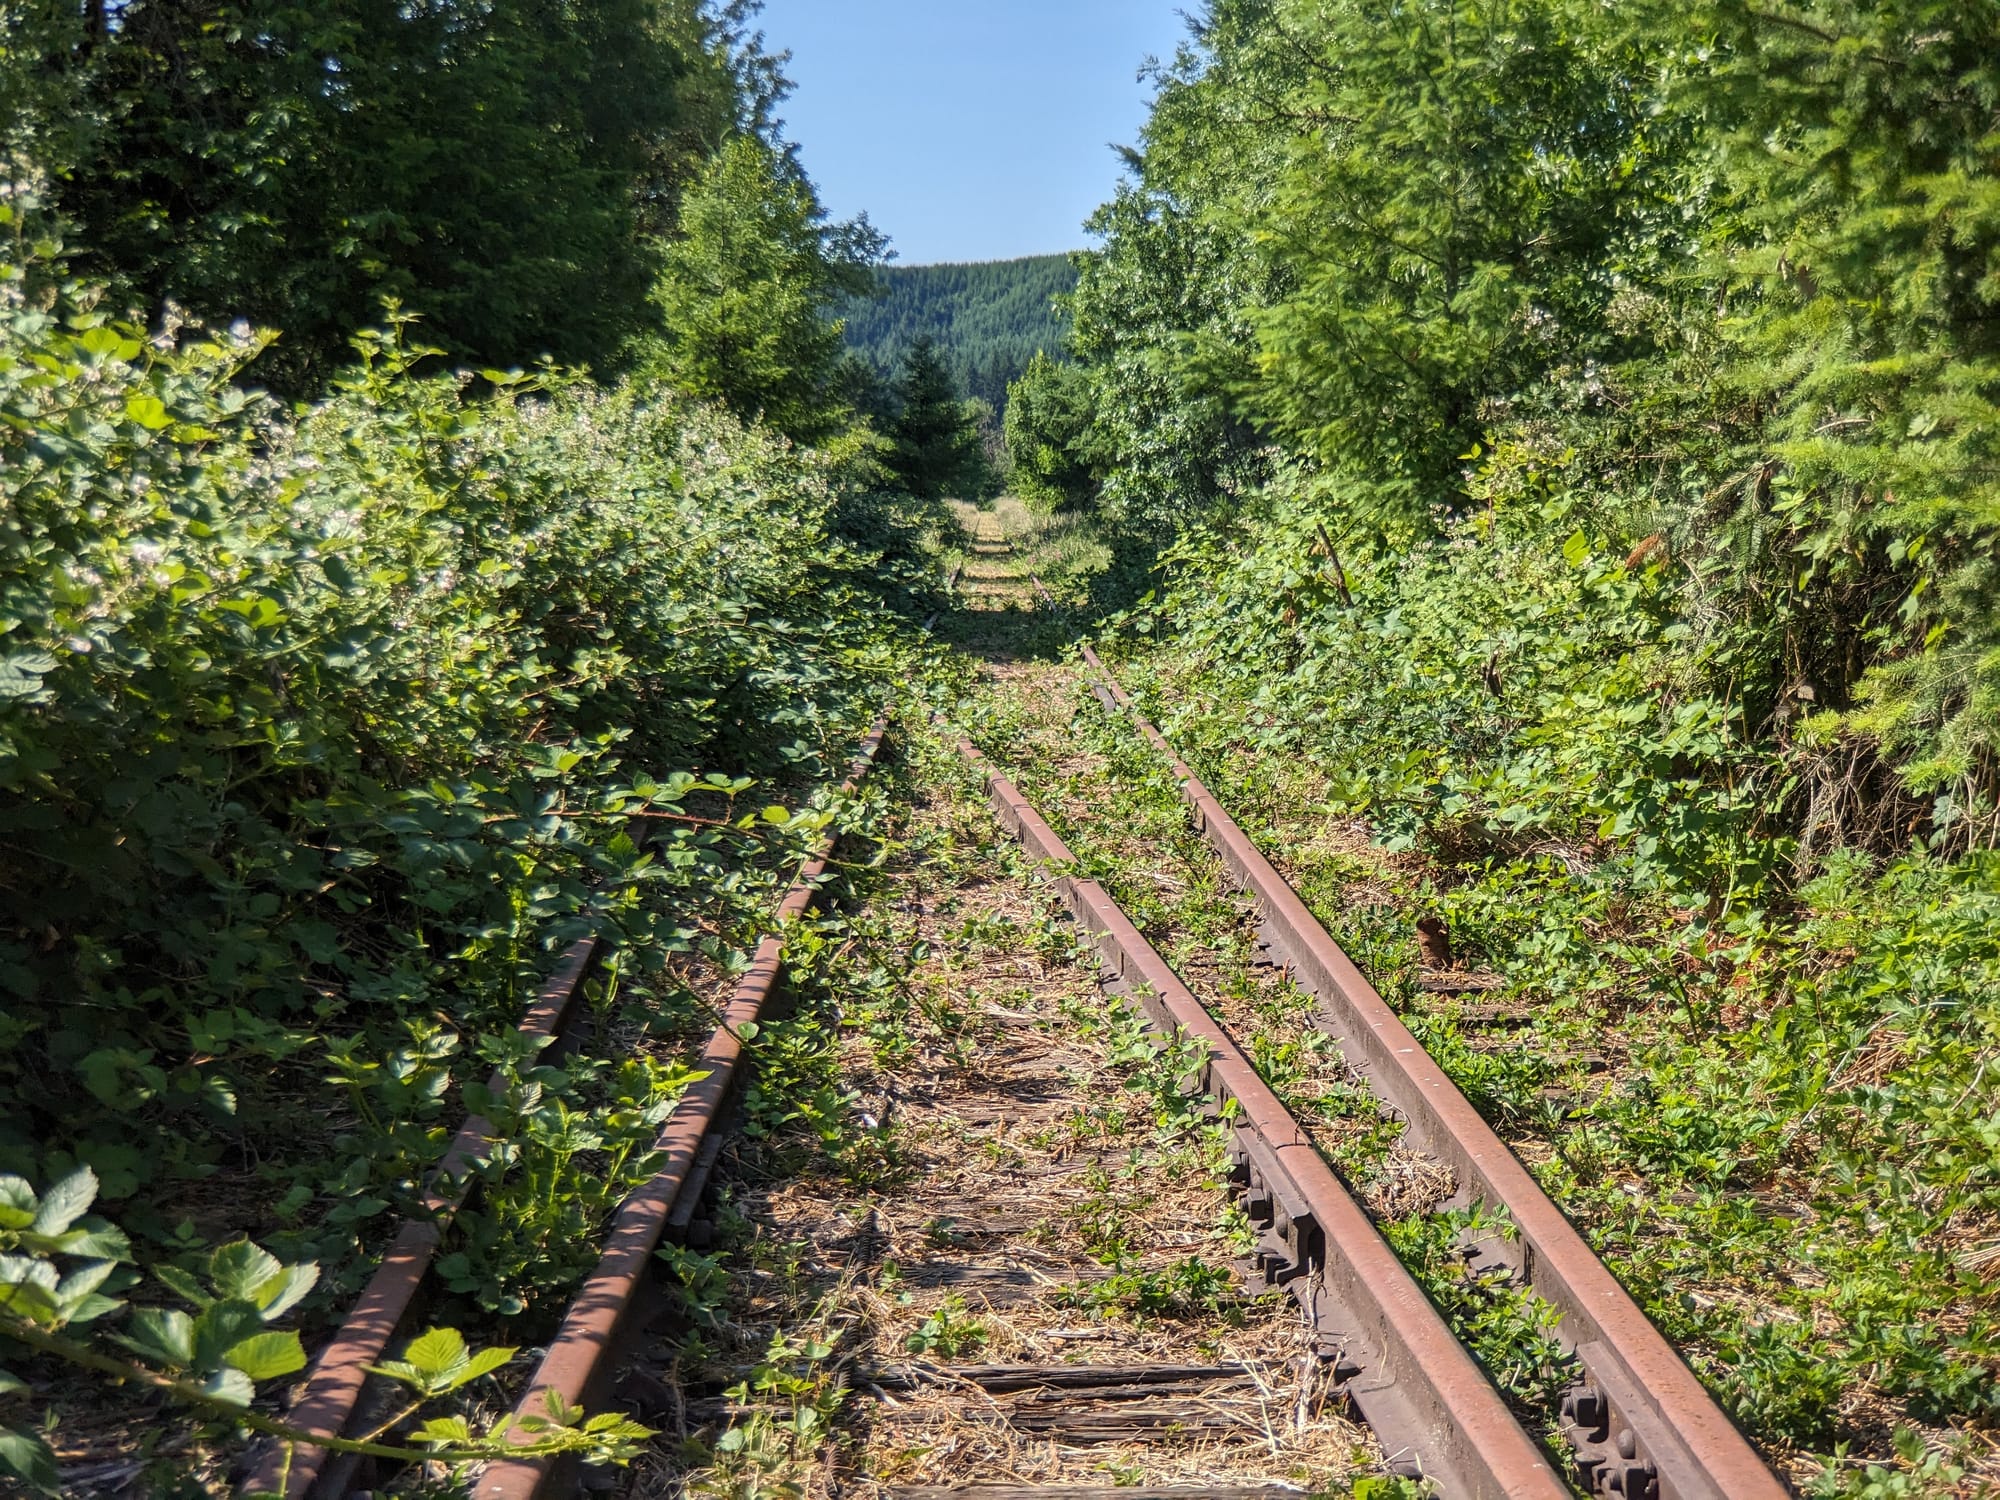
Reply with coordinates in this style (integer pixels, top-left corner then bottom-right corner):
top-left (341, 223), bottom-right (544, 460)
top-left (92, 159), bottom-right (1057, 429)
top-left (0, 231), bottom-right (901, 1285)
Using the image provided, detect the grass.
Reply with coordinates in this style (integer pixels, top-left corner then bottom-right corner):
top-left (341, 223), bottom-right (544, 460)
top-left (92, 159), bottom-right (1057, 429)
top-left (619, 689), bottom-right (1393, 1498)
top-left (1094, 644), bottom-right (2000, 1497)
top-left (943, 498), bottom-right (1996, 1495)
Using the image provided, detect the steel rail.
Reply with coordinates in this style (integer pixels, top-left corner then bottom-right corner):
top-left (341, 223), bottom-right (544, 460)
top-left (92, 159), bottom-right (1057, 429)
top-left (1074, 645), bottom-right (1786, 1500)
top-left (474, 713), bottom-right (891, 1500)
top-left (957, 737), bottom-right (1569, 1500)
top-left (240, 936), bottom-right (600, 1500)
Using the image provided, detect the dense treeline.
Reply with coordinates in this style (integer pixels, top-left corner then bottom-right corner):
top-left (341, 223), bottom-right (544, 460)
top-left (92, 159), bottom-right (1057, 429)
top-left (0, 3), bottom-right (954, 1490)
top-left (1016, 0), bottom-right (2000, 1485)
top-left (1026, 0), bottom-right (2000, 823)
top-left (8, 0), bottom-right (819, 395)
top-left (842, 253), bottom-right (1077, 413)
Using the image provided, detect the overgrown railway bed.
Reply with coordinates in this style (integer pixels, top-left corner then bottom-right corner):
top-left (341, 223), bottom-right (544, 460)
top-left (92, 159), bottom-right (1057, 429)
top-left (246, 557), bottom-right (1788, 1500)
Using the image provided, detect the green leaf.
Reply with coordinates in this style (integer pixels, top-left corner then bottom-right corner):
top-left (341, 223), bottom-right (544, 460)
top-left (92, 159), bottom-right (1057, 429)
top-left (0, 1179), bottom-right (35, 1232)
top-left (54, 1260), bottom-right (116, 1308)
top-left (0, 1371), bottom-right (28, 1399)
top-left (1562, 530), bottom-right (1590, 568)
top-left (119, 1307), bottom-right (195, 1368)
top-left (223, 1330), bottom-right (307, 1381)
top-left (153, 1264), bottom-right (211, 1308)
top-left (401, 1326), bottom-right (468, 1378)
top-left (54, 1222), bottom-right (132, 1262)
top-left (411, 1415), bottom-right (474, 1446)
top-left (192, 1300), bottom-right (267, 1372)
top-left (0, 1425), bottom-right (60, 1497)
top-left (201, 1368), bottom-right (256, 1407)
top-left (365, 1359), bottom-right (428, 1389)
top-left (124, 396), bottom-right (173, 430)
top-left (255, 1263), bottom-right (318, 1322)
top-left (448, 1345), bottom-right (515, 1391)
top-left (0, 1256), bottom-right (52, 1292)
top-left (78, 327), bottom-right (125, 358)
top-left (207, 1241), bottom-right (282, 1304)
top-left (29, 1169), bottom-right (94, 1238)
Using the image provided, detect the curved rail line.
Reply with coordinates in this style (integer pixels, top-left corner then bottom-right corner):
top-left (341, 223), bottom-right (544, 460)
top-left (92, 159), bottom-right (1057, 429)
top-left (242, 715), bottom-right (890, 1500)
top-left (1061, 636), bottom-right (1786, 1500)
top-left (958, 736), bottom-right (1568, 1500)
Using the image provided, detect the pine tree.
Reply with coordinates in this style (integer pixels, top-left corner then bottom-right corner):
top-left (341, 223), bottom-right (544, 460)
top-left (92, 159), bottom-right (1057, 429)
top-left (886, 336), bottom-right (987, 501)
top-left (647, 137), bottom-right (879, 442)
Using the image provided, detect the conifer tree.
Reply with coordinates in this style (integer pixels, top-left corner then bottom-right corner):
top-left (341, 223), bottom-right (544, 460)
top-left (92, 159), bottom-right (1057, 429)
top-left (648, 136), bottom-right (880, 442)
top-left (886, 336), bottom-right (988, 501)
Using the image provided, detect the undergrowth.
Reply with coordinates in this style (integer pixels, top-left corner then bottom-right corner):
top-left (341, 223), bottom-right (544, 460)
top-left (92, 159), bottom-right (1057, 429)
top-left (1100, 481), bottom-right (2000, 1492)
top-left (0, 239), bottom-right (918, 1489)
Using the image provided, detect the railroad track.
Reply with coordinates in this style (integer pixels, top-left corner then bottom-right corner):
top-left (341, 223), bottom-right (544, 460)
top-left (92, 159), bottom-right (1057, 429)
top-left (1007, 569), bottom-right (1786, 1500)
top-left (242, 544), bottom-right (1787, 1499)
top-left (238, 716), bottom-right (890, 1500)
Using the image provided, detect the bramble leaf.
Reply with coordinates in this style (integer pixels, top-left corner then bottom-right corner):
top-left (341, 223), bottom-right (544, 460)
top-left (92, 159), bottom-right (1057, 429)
top-left (0, 1425), bottom-right (60, 1496)
top-left (402, 1326), bottom-right (468, 1377)
top-left (153, 1264), bottom-right (210, 1309)
top-left (191, 1300), bottom-right (267, 1372)
top-left (255, 1263), bottom-right (318, 1322)
top-left (0, 1180), bottom-right (36, 1232)
top-left (207, 1241), bottom-right (282, 1303)
top-left (119, 1307), bottom-right (195, 1368)
top-left (223, 1330), bottom-right (307, 1381)
top-left (200, 1368), bottom-right (255, 1407)
top-left (451, 1345), bottom-right (515, 1391)
top-left (29, 1170), bottom-right (94, 1239)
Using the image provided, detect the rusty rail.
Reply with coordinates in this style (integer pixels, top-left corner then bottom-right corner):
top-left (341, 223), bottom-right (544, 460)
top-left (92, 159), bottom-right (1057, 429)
top-left (474, 713), bottom-right (890, 1500)
top-left (243, 715), bottom-right (890, 1500)
top-left (240, 937), bottom-right (600, 1499)
top-left (957, 737), bottom-right (1568, 1500)
top-left (1073, 645), bottom-right (1787, 1500)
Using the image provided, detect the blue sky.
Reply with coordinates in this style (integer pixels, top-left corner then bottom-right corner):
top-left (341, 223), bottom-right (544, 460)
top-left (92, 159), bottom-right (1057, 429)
top-left (752, 2), bottom-right (1191, 266)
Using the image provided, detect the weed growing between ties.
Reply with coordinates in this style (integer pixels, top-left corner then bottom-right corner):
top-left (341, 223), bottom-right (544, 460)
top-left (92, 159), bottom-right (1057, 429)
top-left (626, 713), bottom-right (1391, 1499)
top-left (1086, 515), bottom-right (2000, 1493)
top-left (968, 655), bottom-right (1596, 1449)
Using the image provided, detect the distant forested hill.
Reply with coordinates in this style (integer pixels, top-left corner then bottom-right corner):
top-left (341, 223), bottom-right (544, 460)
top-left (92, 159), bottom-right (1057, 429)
top-left (842, 254), bottom-right (1078, 411)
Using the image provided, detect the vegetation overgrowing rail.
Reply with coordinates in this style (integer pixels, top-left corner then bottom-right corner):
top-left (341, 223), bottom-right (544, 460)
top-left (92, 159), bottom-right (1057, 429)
top-left (7, 1), bottom-right (2000, 1496)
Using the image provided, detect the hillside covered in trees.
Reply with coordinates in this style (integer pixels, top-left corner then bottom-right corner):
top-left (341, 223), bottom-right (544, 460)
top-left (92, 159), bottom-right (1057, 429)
top-left (842, 254), bottom-right (1077, 413)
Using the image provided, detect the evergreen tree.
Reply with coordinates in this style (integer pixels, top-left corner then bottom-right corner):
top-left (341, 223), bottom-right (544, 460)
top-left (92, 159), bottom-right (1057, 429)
top-left (647, 136), bottom-right (881, 442)
top-left (886, 336), bottom-right (987, 501)
top-left (1668, 0), bottom-right (2000, 795)
top-left (840, 254), bottom-right (1077, 418)
top-left (832, 351), bottom-right (896, 430)
top-left (1004, 352), bottom-right (1098, 511)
